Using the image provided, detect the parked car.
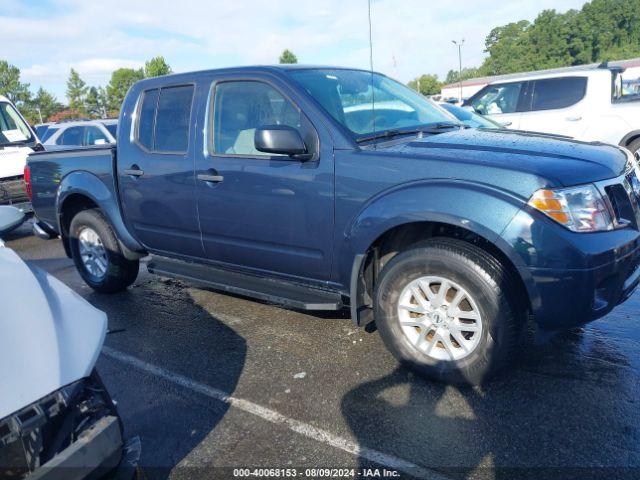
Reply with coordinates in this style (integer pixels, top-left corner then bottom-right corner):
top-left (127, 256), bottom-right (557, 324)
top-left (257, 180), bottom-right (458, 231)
top-left (0, 206), bottom-right (130, 478)
top-left (27, 66), bottom-right (640, 384)
top-left (439, 102), bottom-right (504, 129)
top-left (42, 120), bottom-right (118, 149)
top-left (33, 122), bottom-right (54, 142)
top-left (464, 65), bottom-right (640, 153)
top-left (0, 95), bottom-right (40, 213)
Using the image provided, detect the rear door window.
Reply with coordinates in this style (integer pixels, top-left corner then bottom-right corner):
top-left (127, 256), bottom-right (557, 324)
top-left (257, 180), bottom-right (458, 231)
top-left (135, 85), bottom-right (194, 153)
top-left (531, 77), bottom-right (588, 111)
top-left (470, 82), bottom-right (524, 115)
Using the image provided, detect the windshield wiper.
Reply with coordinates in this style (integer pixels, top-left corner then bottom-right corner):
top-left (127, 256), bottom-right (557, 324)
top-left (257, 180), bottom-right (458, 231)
top-left (356, 122), bottom-right (466, 143)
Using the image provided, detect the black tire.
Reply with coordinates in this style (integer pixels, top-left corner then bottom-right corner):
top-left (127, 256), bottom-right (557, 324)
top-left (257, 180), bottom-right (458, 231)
top-left (627, 138), bottom-right (640, 157)
top-left (374, 238), bottom-right (523, 385)
top-left (69, 209), bottom-right (139, 293)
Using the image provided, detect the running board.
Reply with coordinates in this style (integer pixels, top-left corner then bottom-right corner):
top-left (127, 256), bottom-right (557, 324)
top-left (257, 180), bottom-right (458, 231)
top-left (147, 256), bottom-right (343, 311)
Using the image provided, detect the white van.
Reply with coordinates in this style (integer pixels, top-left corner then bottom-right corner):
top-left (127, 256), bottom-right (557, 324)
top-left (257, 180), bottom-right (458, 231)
top-left (0, 95), bottom-right (39, 211)
top-left (464, 66), bottom-right (640, 154)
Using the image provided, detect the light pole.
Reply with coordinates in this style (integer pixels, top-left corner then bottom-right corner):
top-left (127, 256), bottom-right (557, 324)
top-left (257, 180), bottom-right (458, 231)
top-left (452, 39), bottom-right (465, 103)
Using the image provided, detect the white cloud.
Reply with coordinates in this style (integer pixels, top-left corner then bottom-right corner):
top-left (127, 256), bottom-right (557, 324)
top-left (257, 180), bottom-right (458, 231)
top-left (1, 0), bottom-right (589, 100)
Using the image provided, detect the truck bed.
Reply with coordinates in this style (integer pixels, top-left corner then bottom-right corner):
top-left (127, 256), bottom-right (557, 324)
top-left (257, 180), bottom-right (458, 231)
top-left (27, 145), bottom-right (117, 232)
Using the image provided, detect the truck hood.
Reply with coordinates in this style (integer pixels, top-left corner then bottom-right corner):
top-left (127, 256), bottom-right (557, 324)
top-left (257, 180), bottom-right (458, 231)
top-left (0, 247), bottom-right (107, 420)
top-left (0, 145), bottom-right (31, 178)
top-left (389, 128), bottom-right (629, 187)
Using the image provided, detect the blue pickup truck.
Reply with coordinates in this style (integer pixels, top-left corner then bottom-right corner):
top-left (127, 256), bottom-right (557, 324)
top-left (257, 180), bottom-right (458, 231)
top-left (27, 66), bottom-right (640, 384)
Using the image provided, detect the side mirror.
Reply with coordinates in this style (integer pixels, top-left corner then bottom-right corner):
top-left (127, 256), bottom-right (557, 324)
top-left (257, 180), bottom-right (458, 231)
top-left (254, 126), bottom-right (308, 158)
top-left (0, 206), bottom-right (25, 237)
top-left (93, 139), bottom-right (107, 145)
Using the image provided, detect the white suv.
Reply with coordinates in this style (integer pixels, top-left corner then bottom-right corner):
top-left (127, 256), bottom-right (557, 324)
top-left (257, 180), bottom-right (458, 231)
top-left (465, 67), bottom-right (640, 154)
top-left (42, 119), bottom-right (117, 149)
top-left (0, 95), bottom-right (38, 211)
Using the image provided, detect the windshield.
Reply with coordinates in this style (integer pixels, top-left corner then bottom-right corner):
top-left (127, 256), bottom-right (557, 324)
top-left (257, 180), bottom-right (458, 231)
top-left (0, 102), bottom-right (34, 146)
top-left (287, 69), bottom-right (458, 140)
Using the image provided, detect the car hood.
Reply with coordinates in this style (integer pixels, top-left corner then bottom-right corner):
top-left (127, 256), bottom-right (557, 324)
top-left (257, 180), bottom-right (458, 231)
top-left (0, 145), bottom-right (31, 178)
top-left (0, 247), bottom-right (107, 420)
top-left (387, 128), bottom-right (629, 187)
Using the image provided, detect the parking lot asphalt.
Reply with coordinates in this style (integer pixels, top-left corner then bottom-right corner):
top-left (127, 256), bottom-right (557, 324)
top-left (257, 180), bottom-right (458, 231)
top-left (5, 220), bottom-right (640, 480)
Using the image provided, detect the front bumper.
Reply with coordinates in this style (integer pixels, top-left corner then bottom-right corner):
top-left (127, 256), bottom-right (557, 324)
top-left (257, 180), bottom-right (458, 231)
top-left (30, 416), bottom-right (123, 480)
top-left (529, 242), bottom-right (640, 329)
top-left (0, 371), bottom-right (125, 480)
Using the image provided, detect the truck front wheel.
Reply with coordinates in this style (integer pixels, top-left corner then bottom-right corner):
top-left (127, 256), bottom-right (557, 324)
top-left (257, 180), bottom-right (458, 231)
top-left (69, 209), bottom-right (139, 293)
top-left (374, 238), bottom-right (522, 385)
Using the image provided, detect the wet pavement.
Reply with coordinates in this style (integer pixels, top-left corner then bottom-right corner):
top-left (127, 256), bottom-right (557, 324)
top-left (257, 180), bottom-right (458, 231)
top-left (4, 220), bottom-right (640, 479)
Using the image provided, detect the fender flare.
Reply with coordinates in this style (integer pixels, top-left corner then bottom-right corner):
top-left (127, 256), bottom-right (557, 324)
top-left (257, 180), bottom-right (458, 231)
top-left (342, 180), bottom-right (540, 325)
top-left (56, 171), bottom-right (145, 259)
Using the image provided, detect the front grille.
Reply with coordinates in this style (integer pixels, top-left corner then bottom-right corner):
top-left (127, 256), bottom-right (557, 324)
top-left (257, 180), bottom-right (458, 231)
top-left (599, 162), bottom-right (640, 230)
top-left (0, 176), bottom-right (28, 206)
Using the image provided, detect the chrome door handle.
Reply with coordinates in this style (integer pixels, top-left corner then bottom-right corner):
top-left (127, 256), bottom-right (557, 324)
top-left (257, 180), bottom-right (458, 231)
top-left (124, 168), bottom-right (144, 177)
top-left (197, 174), bottom-right (224, 183)
top-left (565, 116), bottom-right (582, 122)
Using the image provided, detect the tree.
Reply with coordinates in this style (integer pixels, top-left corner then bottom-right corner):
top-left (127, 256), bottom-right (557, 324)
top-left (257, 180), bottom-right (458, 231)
top-left (279, 49), bottom-right (298, 64)
top-left (445, 67), bottom-right (482, 84)
top-left (0, 60), bottom-right (31, 105)
top-left (144, 56), bottom-right (172, 77)
top-left (105, 67), bottom-right (144, 112)
top-left (66, 69), bottom-right (88, 114)
top-left (407, 74), bottom-right (441, 96)
top-left (85, 86), bottom-right (107, 118)
top-left (28, 88), bottom-right (63, 123)
top-left (474, 0), bottom-right (640, 77)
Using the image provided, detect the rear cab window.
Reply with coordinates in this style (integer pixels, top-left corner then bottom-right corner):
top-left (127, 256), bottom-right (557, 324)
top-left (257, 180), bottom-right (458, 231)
top-left (135, 85), bottom-right (194, 153)
top-left (531, 77), bottom-right (587, 110)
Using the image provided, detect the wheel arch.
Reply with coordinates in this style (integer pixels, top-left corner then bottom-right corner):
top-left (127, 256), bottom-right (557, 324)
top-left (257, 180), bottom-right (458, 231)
top-left (619, 130), bottom-right (640, 150)
top-left (57, 172), bottom-right (145, 260)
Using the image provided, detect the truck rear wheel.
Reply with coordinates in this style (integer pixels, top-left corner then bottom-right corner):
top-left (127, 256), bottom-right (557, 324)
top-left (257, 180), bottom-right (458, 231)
top-left (374, 238), bottom-right (522, 385)
top-left (69, 209), bottom-right (139, 293)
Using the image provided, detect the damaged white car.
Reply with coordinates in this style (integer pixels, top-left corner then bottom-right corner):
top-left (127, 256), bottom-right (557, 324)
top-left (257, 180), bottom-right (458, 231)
top-left (0, 207), bottom-right (136, 479)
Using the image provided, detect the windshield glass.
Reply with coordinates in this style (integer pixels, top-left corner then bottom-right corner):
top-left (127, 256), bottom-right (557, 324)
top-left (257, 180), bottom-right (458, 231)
top-left (287, 69), bottom-right (458, 139)
top-left (0, 102), bottom-right (34, 146)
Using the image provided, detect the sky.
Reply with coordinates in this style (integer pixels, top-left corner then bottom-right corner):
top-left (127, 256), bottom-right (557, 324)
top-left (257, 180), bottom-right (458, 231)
top-left (0, 0), bottom-right (589, 101)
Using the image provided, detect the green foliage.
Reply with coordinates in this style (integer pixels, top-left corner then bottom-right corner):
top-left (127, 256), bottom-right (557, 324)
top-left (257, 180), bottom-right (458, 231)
top-left (105, 67), bottom-right (144, 113)
top-left (478, 0), bottom-right (640, 76)
top-left (66, 68), bottom-right (88, 114)
top-left (28, 87), bottom-right (63, 123)
top-left (445, 67), bottom-right (482, 84)
top-left (279, 49), bottom-right (298, 64)
top-left (85, 86), bottom-right (108, 118)
top-left (0, 60), bottom-right (31, 105)
top-left (407, 74), bottom-right (442, 95)
top-left (144, 56), bottom-right (172, 77)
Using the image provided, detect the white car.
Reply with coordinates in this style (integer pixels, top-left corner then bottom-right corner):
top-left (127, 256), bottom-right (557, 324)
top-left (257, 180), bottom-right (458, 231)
top-left (464, 66), bottom-right (640, 154)
top-left (0, 95), bottom-right (38, 212)
top-left (0, 206), bottom-right (135, 477)
top-left (42, 119), bottom-right (117, 149)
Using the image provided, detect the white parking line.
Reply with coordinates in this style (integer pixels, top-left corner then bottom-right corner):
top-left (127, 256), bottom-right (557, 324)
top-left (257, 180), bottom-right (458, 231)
top-left (102, 346), bottom-right (450, 480)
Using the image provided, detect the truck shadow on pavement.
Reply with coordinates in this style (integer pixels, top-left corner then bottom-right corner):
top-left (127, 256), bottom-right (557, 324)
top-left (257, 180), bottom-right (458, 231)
top-left (86, 278), bottom-right (247, 480)
top-left (341, 324), bottom-right (639, 480)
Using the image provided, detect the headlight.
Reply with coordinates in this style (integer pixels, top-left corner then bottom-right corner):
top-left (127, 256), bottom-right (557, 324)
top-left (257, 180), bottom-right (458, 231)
top-left (527, 184), bottom-right (614, 232)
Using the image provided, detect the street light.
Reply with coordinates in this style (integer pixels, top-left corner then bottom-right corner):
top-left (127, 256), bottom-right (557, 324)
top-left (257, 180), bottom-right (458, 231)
top-left (452, 39), bottom-right (465, 103)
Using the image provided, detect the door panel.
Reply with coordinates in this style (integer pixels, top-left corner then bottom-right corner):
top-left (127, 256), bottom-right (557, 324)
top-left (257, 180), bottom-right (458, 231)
top-left (195, 78), bottom-right (334, 281)
top-left (118, 84), bottom-right (203, 257)
top-left (517, 77), bottom-right (588, 138)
